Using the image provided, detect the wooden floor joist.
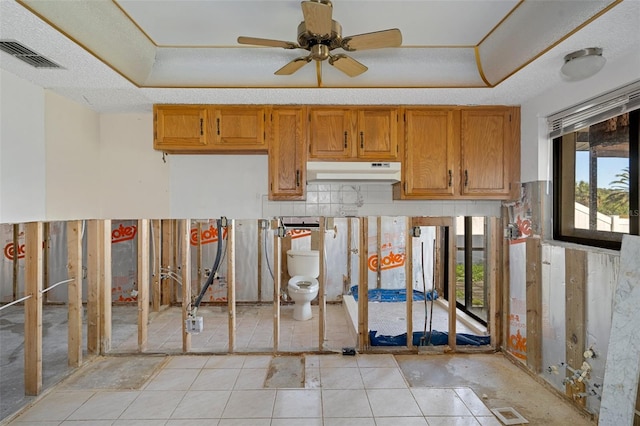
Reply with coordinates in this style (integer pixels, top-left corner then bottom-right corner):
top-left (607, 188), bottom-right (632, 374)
top-left (24, 222), bottom-right (43, 396)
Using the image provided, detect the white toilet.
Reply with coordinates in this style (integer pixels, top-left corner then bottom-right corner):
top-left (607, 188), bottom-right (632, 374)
top-left (287, 249), bottom-right (320, 321)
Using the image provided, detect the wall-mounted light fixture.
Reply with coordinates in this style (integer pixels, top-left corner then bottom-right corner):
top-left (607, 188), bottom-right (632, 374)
top-left (561, 47), bottom-right (606, 81)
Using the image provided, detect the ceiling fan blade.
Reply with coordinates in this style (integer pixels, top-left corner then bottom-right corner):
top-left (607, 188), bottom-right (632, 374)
top-left (301, 1), bottom-right (333, 37)
top-left (329, 54), bottom-right (368, 77)
top-left (237, 36), bottom-right (299, 50)
top-left (341, 28), bottom-right (402, 51)
top-left (275, 56), bottom-right (312, 75)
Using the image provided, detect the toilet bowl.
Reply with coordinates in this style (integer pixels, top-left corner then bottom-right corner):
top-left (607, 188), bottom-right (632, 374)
top-left (286, 250), bottom-right (320, 321)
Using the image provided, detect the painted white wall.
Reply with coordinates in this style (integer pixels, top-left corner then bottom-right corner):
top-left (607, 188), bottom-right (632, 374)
top-left (98, 113), bottom-right (170, 219)
top-left (0, 69), bottom-right (46, 223)
top-left (45, 91), bottom-right (101, 220)
top-left (520, 45), bottom-right (640, 183)
top-left (169, 154), bottom-right (268, 219)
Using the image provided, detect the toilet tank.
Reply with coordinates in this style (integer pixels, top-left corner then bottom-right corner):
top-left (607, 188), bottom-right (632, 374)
top-left (286, 250), bottom-right (320, 278)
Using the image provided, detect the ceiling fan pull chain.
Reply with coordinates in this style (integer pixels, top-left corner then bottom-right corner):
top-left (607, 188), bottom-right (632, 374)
top-left (344, 131), bottom-right (348, 148)
top-left (464, 170), bottom-right (469, 186)
top-left (216, 118), bottom-right (220, 135)
top-left (448, 170), bottom-right (452, 187)
top-left (360, 131), bottom-right (364, 148)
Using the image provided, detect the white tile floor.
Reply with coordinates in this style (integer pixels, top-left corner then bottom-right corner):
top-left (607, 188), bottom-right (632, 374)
top-left (8, 354), bottom-right (503, 426)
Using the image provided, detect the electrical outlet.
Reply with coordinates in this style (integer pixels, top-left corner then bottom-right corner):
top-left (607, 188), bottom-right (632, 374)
top-left (505, 223), bottom-right (520, 240)
top-left (185, 317), bottom-right (204, 334)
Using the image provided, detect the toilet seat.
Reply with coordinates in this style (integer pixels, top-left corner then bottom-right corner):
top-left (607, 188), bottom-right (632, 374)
top-left (288, 276), bottom-right (319, 294)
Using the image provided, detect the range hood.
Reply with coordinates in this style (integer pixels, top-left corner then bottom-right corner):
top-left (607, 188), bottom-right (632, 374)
top-left (306, 161), bottom-right (401, 183)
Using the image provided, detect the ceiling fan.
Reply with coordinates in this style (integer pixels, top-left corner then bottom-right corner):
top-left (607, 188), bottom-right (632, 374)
top-left (237, 0), bottom-right (402, 80)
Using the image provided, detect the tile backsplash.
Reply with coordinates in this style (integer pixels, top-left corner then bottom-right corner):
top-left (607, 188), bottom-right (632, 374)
top-left (262, 183), bottom-right (502, 218)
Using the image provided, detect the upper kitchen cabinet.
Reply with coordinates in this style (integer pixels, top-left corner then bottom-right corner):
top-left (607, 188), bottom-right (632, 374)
top-left (269, 107), bottom-right (306, 200)
top-left (394, 106), bottom-right (520, 200)
top-left (153, 105), bottom-right (268, 153)
top-left (460, 107), bottom-right (520, 199)
top-left (394, 108), bottom-right (460, 198)
top-left (308, 107), bottom-right (399, 161)
top-left (154, 105), bottom-right (209, 152)
top-left (207, 106), bottom-right (268, 152)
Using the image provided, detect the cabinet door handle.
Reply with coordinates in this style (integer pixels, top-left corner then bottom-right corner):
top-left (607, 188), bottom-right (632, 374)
top-left (464, 170), bottom-right (469, 186)
top-left (200, 118), bottom-right (204, 136)
top-left (360, 131), bottom-right (364, 149)
top-left (296, 170), bottom-right (300, 187)
top-left (448, 170), bottom-right (452, 187)
top-left (216, 118), bottom-right (220, 135)
top-left (344, 131), bottom-right (348, 148)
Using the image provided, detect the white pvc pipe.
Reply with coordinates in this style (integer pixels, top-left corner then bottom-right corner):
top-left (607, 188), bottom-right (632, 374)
top-left (0, 294), bottom-right (33, 312)
top-left (40, 278), bottom-right (74, 294)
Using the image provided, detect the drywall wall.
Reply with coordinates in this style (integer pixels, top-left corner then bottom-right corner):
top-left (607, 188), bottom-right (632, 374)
top-left (98, 113), bottom-right (170, 219)
top-left (168, 154), bottom-right (267, 219)
top-left (0, 69), bottom-right (46, 223)
top-left (45, 91), bottom-right (100, 220)
top-left (519, 45), bottom-right (640, 183)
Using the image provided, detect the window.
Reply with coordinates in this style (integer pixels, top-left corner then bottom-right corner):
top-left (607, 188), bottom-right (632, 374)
top-left (553, 109), bottom-right (639, 249)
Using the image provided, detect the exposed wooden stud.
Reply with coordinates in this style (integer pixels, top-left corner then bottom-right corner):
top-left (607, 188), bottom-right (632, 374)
top-left (43, 223), bottom-right (50, 303)
top-left (488, 217), bottom-right (503, 349)
top-left (318, 217), bottom-right (326, 350)
top-left (227, 219), bottom-right (236, 352)
top-left (274, 230), bottom-right (281, 352)
top-left (358, 217), bottom-right (369, 352)
top-left (448, 218), bottom-right (457, 350)
top-left (24, 222), bottom-right (43, 396)
top-left (502, 207), bottom-right (511, 352)
top-left (13, 224), bottom-right (19, 300)
top-left (100, 220), bottom-right (112, 354)
top-left (257, 221), bottom-right (263, 302)
top-left (376, 217), bottom-right (382, 289)
top-left (137, 219), bottom-right (150, 352)
top-left (86, 220), bottom-right (100, 354)
top-left (181, 219), bottom-right (192, 353)
top-left (405, 217), bottom-right (413, 350)
top-left (161, 219), bottom-right (172, 306)
top-left (565, 248), bottom-right (587, 407)
top-left (67, 220), bottom-right (82, 367)
top-left (196, 222), bottom-right (203, 293)
top-left (346, 219), bottom-right (352, 295)
top-left (526, 237), bottom-right (542, 373)
top-left (152, 220), bottom-right (161, 312)
top-left (172, 219), bottom-right (180, 304)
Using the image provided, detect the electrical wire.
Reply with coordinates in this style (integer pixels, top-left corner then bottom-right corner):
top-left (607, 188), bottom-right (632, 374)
top-left (264, 227), bottom-right (274, 281)
top-left (193, 218), bottom-right (225, 310)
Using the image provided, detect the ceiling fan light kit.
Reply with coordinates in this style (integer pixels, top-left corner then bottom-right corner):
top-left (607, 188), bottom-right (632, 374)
top-left (560, 47), bottom-right (606, 81)
top-left (237, 0), bottom-right (402, 81)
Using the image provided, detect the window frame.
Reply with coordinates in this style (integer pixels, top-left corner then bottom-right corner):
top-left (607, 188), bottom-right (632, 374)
top-left (553, 110), bottom-right (639, 250)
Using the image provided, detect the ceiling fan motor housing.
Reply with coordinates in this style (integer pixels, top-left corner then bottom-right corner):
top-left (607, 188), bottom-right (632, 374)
top-left (297, 21), bottom-right (343, 51)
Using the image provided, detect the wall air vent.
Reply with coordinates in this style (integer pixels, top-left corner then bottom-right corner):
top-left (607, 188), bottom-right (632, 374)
top-left (0, 40), bottom-right (62, 68)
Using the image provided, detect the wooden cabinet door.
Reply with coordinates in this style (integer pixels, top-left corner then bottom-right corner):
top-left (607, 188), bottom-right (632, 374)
top-left (357, 108), bottom-right (399, 160)
top-left (269, 108), bottom-right (306, 200)
top-left (308, 108), bottom-right (353, 159)
top-left (154, 105), bottom-right (208, 152)
top-left (210, 106), bottom-right (267, 152)
top-left (401, 108), bottom-right (459, 197)
top-left (460, 108), bottom-right (512, 197)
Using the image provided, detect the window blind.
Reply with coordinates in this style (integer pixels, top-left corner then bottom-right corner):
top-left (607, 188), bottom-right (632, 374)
top-left (548, 80), bottom-right (640, 138)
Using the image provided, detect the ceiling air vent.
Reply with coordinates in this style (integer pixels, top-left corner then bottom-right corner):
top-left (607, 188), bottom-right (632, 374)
top-left (0, 40), bottom-right (62, 69)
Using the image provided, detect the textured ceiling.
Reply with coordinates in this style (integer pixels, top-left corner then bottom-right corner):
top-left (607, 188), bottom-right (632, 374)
top-left (0, 0), bottom-right (639, 112)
